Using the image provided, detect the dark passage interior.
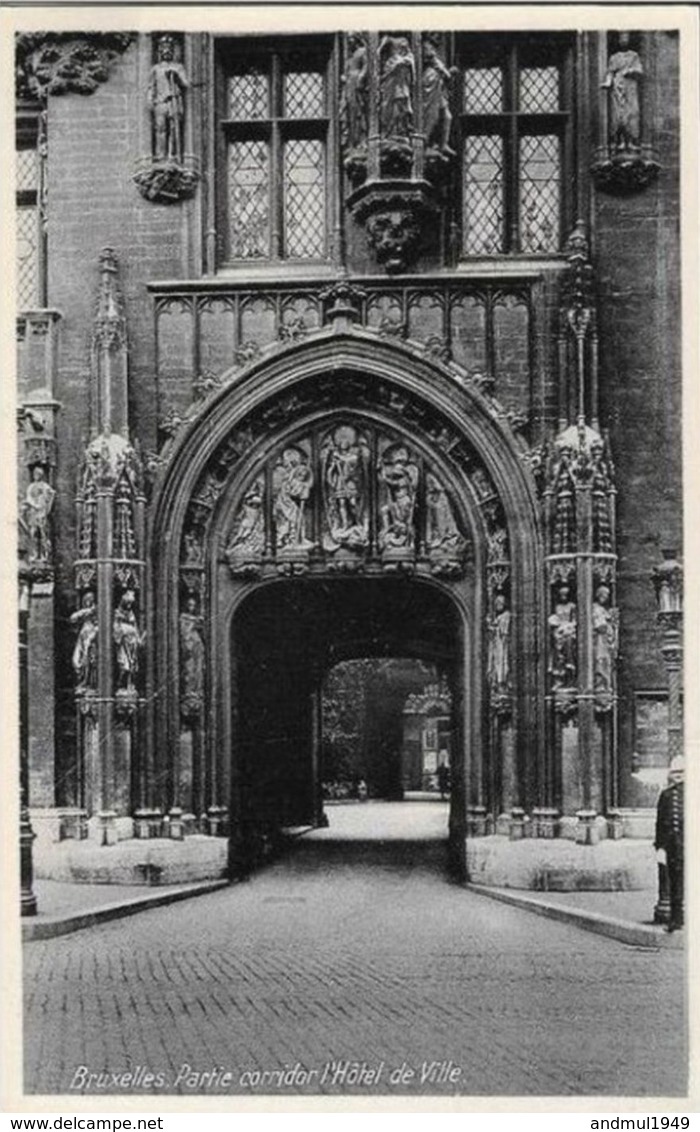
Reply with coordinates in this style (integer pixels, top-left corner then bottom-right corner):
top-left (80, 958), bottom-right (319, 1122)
top-left (230, 578), bottom-right (463, 868)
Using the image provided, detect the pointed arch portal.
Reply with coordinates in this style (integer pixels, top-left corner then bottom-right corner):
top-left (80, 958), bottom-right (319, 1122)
top-left (147, 330), bottom-right (546, 874)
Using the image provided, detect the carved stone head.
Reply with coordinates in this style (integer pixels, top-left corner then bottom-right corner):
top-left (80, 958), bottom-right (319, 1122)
top-left (366, 209), bottom-right (421, 273)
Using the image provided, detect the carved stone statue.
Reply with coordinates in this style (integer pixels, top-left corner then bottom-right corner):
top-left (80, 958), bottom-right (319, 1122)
top-left (148, 35), bottom-right (189, 162)
top-left (227, 477), bottom-right (265, 558)
top-left (183, 531), bottom-right (203, 564)
top-left (487, 593), bottom-right (511, 695)
top-left (179, 596), bottom-right (204, 715)
top-left (70, 591), bottom-right (98, 692)
top-left (422, 39), bottom-right (455, 154)
top-left (426, 474), bottom-right (462, 551)
top-left (592, 584), bottom-right (619, 693)
top-left (379, 35), bottom-right (415, 138)
top-left (379, 444), bottom-right (419, 550)
top-left (322, 425), bottom-right (369, 551)
top-left (113, 590), bottom-right (145, 691)
top-left (602, 32), bottom-right (643, 150)
top-left (341, 34), bottom-right (368, 149)
top-left (273, 447), bottom-right (314, 551)
top-left (549, 584), bottom-right (577, 688)
top-left (487, 527), bottom-right (508, 564)
top-left (23, 466), bottom-right (55, 562)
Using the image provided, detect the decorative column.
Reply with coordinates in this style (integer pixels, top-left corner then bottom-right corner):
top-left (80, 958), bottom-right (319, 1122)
top-left (543, 224), bottom-right (619, 838)
top-left (651, 549), bottom-right (683, 924)
top-left (18, 548), bottom-right (37, 916)
top-left (17, 318), bottom-right (61, 819)
top-left (72, 249), bottom-right (145, 841)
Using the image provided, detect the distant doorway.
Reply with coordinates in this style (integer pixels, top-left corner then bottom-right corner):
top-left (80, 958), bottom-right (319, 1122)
top-left (321, 658), bottom-right (453, 802)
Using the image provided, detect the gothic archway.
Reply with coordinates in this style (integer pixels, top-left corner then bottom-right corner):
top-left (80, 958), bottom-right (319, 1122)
top-left (146, 330), bottom-right (546, 871)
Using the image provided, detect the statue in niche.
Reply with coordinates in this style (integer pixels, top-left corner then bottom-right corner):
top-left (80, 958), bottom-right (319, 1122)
top-left (379, 35), bottom-right (415, 138)
top-left (487, 593), bottom-right (511, 695)
top-left (341, 34), bottom-right (368, 149)
top-left (70, 591), bottom-right (98, 692)
top-left (273, 448), bottom-right (315, 551)
top-left (183, 531), bottom-right (203, 564)
top-left (113, 473), bottom-right (135, 559)
top-left (113, 590), bottom-right (145, 692)
top-left (379, 444), bottom-right (419, 550)
top-left (322, 425), bottom-right (369, 551)
top-left (592, 584), bottom-right (619, 694)
top-left (549, 583), bottom-right (577, 688)
top-left (487, 526), bottom-right (508, 564)
top-left (148, 35), bottom-right (189, 163)
top-left (180, 596), bottom-right (205, 714)
top-left (422, 38), bottom-right (455, 155)
top-left (23, 466), bottom-right (55, 562)
top-left (602, 32), bottom-right (643, 150)
top-left (552, 451), bottom-right (576, 555)
top-left (426, 474), bottom-right (462, 551)
top-left (227, 477), bottom-right (265, 558)
top-left (590, 443), bottom-right (613, 554)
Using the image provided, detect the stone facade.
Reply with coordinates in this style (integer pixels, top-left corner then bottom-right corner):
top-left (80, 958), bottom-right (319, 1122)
top-left (15, 28), bottom-right (681, 872)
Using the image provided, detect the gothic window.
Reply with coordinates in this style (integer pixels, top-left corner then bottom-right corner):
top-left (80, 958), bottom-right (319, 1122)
top-left (218, 39), bottom-right (331, 265)
top-left (458, 35), bottom-right (574, 257)
top-left (16, 111), bottom-right (43, 308)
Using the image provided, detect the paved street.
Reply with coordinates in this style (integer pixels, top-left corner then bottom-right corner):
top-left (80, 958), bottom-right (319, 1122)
top-left (24, 805), bottom-right (686, 1098)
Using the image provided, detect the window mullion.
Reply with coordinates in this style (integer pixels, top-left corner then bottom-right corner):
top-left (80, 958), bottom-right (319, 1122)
top-left (271, 54), bottom-right (283, 258)
top-left (507, 46), bottom-right (520, 253)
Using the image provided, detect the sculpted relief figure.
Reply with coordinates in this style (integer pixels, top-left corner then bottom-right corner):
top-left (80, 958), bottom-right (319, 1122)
top-left (379, 35), bottom-right (415, 138)
top-left (422, 38), bottom-right (455, 155)
top-left (23, 466), bottom-right (55, 562)
top-left (113, 590), bottom-right (145, 692)
top-left (549, 584), bottom-right (577, 688)
top-left (322, 425), bottom-right (369, 551)
top-left (602, 32), bottom-right (643, 150)
top-left (179, 597), bottom-right (205, 714)
top-left (273, 447), bottom-right (315, 551)
top-left (426, 474), bottom-right (462, 552)
top-left (341, 34), bottom-right (368, 149)
top-left (379, 444), bottom-right (419, 550)
top-left (592, 584), bottom-right (619, 694)
top-left (70, 592), bottom-right (98, 692)
top-left (487, 593), bottom-right (511, 696)
top-left (148, 35), bottom-right (189, 162)
top-left (227, 478), bottom-right (265, 559)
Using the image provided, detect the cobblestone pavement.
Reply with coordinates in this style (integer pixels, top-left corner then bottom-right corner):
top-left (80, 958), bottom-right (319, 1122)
top-left (23, 832), bottom-right (686, 1098)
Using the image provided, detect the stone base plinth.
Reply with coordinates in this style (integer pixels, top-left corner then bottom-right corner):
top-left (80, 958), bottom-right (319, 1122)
top-left (34, 835), bottom-right (229, 886)
top-left (465, 836), bottom-right (656, 891)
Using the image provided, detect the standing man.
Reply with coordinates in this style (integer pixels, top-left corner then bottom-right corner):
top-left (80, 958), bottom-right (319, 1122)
top-left (654, 756), bottom-right (684, 932)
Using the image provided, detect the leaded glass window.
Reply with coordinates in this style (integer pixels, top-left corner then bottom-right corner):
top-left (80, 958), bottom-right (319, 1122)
top-left (519, 135), bottom-right (560, 253)
top-left (285, 71), bottom-right (325, 118)
top-left (228, 140), bottom-right (271, 259)
top-left (519, 66), bottom-right (560, 113)
top-left (464, 68), bottom-right (503, 114)
top-left (16, 144), bottom-right (40, 308)
top-left (219, 42), bottom-right (330, 265)
top-left (229, 72), bottom-right (269, 119)
top-left (459, 34), bottom-right (572, 257)
top-left (284, 139), bottom-right (326, 258)
top-left (463, 136), bottom-right (504, 255)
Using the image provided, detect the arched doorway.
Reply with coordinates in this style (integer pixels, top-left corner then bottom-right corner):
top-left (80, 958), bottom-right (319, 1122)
top-left (147, 331), bottom-right (545, 876)
top-left (228, 577), bottom-right (463, 870)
